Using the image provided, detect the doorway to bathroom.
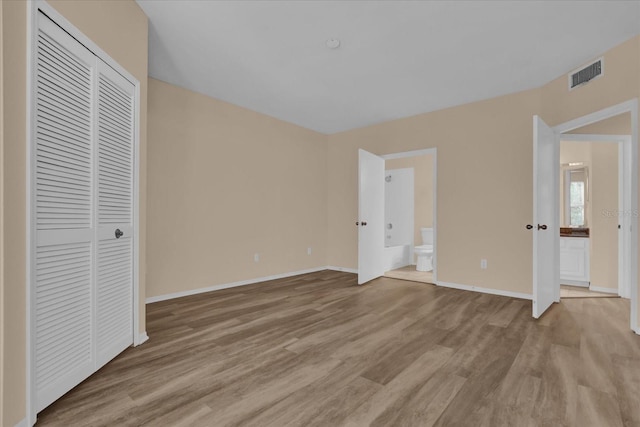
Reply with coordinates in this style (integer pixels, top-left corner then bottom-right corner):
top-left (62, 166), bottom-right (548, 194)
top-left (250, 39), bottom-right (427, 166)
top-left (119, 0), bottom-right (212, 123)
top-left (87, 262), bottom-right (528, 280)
top-left (558, 127), bottom-right (632, 301)
top-left (532, 99), bottom-right (638, 334)
top-left (357, 148), bottom-right (437, 285)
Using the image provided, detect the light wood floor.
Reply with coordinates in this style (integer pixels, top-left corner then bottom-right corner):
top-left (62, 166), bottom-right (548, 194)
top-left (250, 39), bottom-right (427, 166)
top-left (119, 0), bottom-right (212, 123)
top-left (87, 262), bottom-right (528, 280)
top-left (384, 265), bottom-right (434, 284)
top-left (561, 284), bottom-right (619, 299)
top-left (38, 271), bottom-right (640, 426)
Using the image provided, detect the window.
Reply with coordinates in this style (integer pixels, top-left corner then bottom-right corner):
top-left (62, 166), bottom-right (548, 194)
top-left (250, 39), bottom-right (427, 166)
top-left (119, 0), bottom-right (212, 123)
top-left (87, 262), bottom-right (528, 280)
top-left (564, 167), bottom-right (588, 227)
top-left (569, 181), bottom-right (585, 226)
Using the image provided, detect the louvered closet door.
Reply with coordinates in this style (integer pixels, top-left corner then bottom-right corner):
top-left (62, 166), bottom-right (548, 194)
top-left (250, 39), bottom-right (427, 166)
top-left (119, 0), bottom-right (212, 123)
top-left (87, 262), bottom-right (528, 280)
top-left (95, 59), bottom-right (135, 368)
top-left (34, 12), bottom-right (97, 412)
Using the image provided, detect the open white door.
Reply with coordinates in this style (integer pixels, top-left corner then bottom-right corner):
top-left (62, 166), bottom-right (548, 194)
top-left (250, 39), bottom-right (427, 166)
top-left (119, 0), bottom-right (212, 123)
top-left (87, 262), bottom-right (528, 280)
top-left (533, 116), bottom-right (559, 318)
top-left (358, 149), bottom-right (385, 284)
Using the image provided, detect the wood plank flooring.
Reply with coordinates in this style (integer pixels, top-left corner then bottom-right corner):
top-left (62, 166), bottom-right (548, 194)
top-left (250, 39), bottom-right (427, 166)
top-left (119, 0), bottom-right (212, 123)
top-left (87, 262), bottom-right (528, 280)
top-left (384, 265), bottom-right (434, 284)
top-left (37, 271), bottom-right (640, 426)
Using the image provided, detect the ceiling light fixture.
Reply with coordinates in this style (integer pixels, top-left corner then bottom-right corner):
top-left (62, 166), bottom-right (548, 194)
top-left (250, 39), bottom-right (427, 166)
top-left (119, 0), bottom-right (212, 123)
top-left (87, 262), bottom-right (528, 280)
top-left (325, 38), bottom-right (341, 49)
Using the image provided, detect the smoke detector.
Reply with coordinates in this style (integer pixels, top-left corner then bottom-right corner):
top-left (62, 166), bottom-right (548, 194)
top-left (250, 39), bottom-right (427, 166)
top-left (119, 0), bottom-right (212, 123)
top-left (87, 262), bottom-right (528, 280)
top-left (326, 38), bottom-right (341, 49)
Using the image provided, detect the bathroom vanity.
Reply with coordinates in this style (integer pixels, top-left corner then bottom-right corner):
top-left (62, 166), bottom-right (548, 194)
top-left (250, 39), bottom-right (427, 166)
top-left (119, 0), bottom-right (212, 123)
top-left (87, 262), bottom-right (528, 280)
top-left (560, 228), bottom-right (590, 286)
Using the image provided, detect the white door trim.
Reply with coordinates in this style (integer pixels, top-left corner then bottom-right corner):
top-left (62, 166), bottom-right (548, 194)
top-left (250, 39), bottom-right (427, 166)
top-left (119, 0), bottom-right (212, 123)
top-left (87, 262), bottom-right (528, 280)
top-left (381, 148), bottom-right (437, 282)
top-left (25, 1), bottom-right (143, 424)
top-left (552, 99), bottom-right (638, 334)
top-left (559, 134), bottom-right (632, 299)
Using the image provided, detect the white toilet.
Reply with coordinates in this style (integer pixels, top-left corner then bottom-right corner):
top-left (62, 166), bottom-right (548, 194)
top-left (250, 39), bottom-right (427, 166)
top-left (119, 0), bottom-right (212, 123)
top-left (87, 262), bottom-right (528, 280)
top-left (415, 227), bottom-right (434, 272)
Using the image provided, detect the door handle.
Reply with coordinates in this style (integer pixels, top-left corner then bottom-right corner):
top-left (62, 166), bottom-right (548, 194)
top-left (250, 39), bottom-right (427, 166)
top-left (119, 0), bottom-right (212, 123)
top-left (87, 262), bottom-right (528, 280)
top-left (537, 224), bottom-right (547, 230)
top-left (526, 224), bottom-right (533, 230)
top-left (115, 228), bottom-right (124, 239)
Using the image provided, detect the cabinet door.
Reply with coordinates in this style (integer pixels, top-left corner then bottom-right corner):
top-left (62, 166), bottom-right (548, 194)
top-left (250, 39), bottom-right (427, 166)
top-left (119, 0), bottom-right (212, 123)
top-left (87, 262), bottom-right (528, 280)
top-left (560, 238), bottom-right (589, 282)
top-left (95, 60), bottom-right (135, 368)
top-left (34, 12), bottom-right (97, 412)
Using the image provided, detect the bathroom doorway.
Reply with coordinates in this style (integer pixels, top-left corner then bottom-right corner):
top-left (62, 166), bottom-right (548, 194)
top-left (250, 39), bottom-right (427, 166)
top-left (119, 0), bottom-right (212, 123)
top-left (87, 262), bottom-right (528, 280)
top-left (532, 99), bottom-right (638, 333)
top-left (558, 127), bottom-right (632, 300)
top-left (382, 149), bottom-right (437, 285)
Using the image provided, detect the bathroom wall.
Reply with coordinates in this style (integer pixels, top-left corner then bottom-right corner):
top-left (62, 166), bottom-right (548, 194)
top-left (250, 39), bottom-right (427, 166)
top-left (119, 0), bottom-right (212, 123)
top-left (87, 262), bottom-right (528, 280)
top-left (147, 78), bottom-right (328, 299)
top-left (590, 143), bottom-right (619, 291)
top-left (384, 168), bottom-right (414, 248)
top-left (385, 154), bottom-right (434, 251)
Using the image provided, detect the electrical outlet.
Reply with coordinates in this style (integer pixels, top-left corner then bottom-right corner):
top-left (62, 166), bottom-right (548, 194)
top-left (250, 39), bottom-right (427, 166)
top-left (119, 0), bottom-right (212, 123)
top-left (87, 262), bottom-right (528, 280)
top-left (307, 247), bottom-right (312, 255)
top-left (254, 253), bottom-right (260, 262)
top-left (480, 259), bottom-right (487, 269)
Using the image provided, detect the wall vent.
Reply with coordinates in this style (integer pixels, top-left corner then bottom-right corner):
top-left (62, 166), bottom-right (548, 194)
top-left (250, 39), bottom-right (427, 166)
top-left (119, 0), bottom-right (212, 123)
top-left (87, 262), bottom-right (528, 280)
top-left (569, 58), bottom-right (603, 90)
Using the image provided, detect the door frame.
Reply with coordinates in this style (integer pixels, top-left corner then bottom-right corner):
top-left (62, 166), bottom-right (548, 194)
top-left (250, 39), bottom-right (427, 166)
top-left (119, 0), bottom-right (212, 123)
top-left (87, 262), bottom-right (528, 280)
top-left (381, 148), bottom-right (438, 282)
top-left (549, 99), bottom-right (638, 334)
top-left (559, 133), bottom-right (632, 299)
top-left (25, 1), bottom-right (143, 423)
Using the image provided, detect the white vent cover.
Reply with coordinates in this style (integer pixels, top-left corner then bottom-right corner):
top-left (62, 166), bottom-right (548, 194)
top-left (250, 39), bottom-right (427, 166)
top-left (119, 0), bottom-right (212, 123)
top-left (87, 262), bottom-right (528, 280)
top-left (568, 58), bottom-right (603, 90)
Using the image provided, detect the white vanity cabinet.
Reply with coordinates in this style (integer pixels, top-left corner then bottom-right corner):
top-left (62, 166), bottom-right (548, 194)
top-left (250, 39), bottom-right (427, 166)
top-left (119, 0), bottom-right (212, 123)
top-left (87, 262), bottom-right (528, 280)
top-left (560, 237), bottom-right (590, 286)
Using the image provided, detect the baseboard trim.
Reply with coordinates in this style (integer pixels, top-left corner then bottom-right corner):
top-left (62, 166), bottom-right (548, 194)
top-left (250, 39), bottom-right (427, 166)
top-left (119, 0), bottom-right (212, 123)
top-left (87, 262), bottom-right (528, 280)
top-left (436, 281), bottom-right (533, 300)
top-left (326, 266), bottom-right (358, 274)
top-left (134, 331), bottom-right (149, 346)
top-left (589, 285), bottom-right (618, 295)
top-left (145, 266), bottom-right (329, 304)
top-left (14, 417), bottom-right (28, 427)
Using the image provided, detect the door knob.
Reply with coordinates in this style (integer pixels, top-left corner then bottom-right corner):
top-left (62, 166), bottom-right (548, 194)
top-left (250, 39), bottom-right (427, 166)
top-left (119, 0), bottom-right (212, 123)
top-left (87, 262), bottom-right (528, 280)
top-left (361, 221), bottom-right (367, 226)
top-left (115, 229), bottom-right (123, 239)
top-left (526, 224), bottom-right (533, 230)
top-left (537, 224), bottom-right (547, 230)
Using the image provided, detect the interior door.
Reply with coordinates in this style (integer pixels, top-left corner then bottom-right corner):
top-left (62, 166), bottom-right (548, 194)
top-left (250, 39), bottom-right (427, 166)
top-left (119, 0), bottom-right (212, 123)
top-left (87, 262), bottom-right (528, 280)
top-left (533, 116), bottom-right (559, 318)
top-left (34, 12), bottom-right (97, 411)
top-left (95, 59), bottom-right (135, 368)
top-left (358, 149), bottom-right (385, 284)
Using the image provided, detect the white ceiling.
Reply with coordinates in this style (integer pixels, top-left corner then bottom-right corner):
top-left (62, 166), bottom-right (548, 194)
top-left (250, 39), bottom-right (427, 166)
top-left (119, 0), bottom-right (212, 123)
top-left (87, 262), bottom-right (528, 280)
top-left (137, 1), bottom-right (640, 134)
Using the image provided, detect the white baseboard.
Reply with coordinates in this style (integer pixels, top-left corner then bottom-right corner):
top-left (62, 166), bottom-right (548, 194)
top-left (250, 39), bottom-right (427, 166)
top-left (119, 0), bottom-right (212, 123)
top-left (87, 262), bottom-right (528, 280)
top-left (14, 417), bottom-right (28, 427)
top-left (134, 331), bottom-right (149, 346)
top-left (326, 266), bottom-right (358, 274)
top-left (589, 285), bottom-right (618, 295)
top-left (145, 266), bottom-right (329, 304)
top-left (436, 281), bottom-right (533, 301)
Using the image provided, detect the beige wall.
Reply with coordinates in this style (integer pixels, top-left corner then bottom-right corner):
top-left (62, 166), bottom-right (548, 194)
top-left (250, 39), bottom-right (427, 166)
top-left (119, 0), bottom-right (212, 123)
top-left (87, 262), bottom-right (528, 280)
top-left (328, 89), bottom-right (540, 295)
top-left (1, 1), bottom-right (148, 425)
top-left (590, 143), bottom-right (619, 290)
top-left (2, 2), bottom-right (28, 424)
top-left (568, 112), bottom-right (632, 135)
top-left (146, 79), bottom-right (328, 298)
top-left (385, 154), bottom-right (434, 247)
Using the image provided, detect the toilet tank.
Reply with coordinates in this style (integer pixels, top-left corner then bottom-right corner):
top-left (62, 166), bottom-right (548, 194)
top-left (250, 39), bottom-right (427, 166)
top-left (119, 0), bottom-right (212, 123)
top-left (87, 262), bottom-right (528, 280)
top-left (420, 227), bottom-right (434, 245)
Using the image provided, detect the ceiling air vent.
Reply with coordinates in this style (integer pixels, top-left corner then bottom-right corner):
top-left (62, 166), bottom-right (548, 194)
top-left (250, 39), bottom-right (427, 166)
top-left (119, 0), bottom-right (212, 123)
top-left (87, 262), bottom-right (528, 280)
top-left (569, 58), bottom-right (603, 90)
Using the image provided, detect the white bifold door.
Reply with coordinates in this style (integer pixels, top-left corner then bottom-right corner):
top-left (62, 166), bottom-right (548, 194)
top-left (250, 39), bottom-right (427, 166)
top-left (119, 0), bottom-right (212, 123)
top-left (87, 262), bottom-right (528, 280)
top-left (34, 11), bottom-right (135, 412)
